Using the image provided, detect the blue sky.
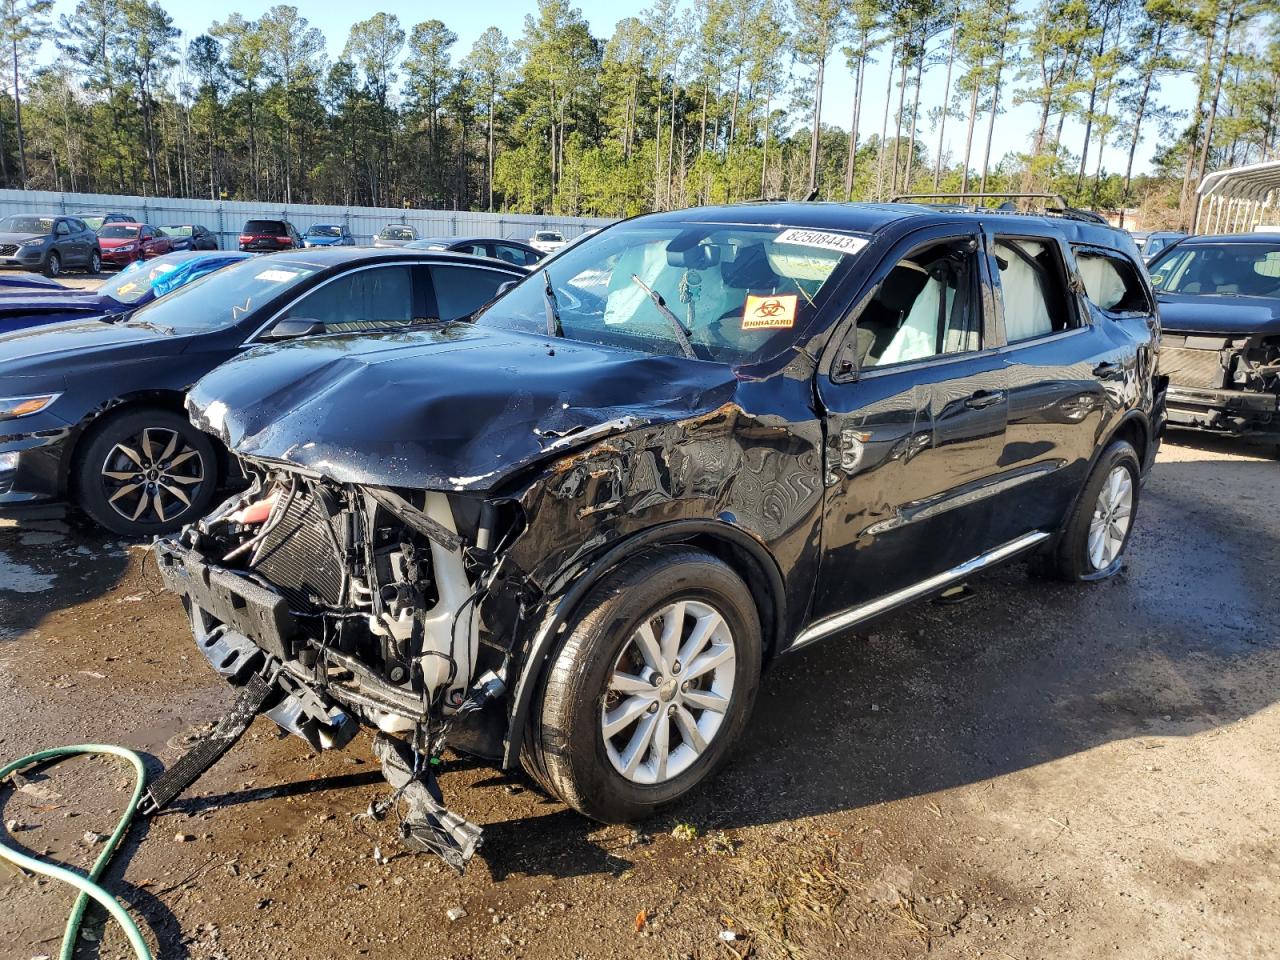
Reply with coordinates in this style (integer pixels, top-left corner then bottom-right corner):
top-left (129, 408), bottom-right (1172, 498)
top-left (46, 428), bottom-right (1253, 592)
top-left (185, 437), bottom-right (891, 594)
top-left (48, 0), bottom-right (1181, 178)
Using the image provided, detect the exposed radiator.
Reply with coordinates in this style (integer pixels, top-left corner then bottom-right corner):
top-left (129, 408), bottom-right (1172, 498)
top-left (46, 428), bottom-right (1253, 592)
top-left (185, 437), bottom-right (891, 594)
top-left (1161, 345), bottom-right (1226, 390)
top-left (251, 485), bottom-right (347, 609)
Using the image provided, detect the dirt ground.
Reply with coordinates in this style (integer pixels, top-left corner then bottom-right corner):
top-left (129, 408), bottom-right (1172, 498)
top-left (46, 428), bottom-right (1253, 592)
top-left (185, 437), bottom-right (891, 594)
top-left (1, 432), bottom-right (1277, 960)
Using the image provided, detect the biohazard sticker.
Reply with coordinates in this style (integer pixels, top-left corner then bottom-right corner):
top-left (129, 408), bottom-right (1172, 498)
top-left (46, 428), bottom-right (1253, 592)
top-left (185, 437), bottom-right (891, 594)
top-left (774, 228), bottom-right (868, 256)
top-left (742, 293), bottom-right (798, 329)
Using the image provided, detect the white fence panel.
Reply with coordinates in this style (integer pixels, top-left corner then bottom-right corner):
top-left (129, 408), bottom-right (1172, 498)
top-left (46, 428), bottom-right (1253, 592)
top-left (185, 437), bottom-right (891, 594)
top-left (0, 189), bottom-right (613, 248)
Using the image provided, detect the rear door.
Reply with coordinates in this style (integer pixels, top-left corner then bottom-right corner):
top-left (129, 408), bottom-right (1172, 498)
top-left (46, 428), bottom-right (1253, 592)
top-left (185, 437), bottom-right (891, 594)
top-left (982, 228), bottom-right (1131, 542)
top-left (813, 225), bottom-right (1009, 620)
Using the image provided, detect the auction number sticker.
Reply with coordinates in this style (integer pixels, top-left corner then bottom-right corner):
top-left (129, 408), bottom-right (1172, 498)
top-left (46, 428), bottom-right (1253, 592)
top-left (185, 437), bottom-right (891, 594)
top-left (774, 228), bottom-right (868, 256)
top-left (256, 268), bottom-right (306, 282)
top-left (742, 293), bottom-right (798, 330)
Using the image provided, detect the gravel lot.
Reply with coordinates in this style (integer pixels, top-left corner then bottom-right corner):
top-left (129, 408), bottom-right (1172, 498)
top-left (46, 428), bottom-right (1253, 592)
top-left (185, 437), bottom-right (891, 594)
top-left (1, 430), bottom-right (1277, 960)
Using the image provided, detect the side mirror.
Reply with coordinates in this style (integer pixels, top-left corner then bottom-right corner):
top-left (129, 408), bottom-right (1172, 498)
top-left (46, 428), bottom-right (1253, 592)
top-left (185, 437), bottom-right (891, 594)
top-left (263, 317), bottom-right (326, 340)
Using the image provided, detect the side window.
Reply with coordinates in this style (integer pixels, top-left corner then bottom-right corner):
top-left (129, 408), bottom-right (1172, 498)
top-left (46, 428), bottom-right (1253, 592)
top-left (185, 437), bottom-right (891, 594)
top-left (1074, 249), bottom-right (1150, 314)
top-left (283, 266), bottom-right (415, 327)
top-left (55, 220), bottom-right (70, 236)
top-left (494, 243), bottom-right (534, 266)
top-left (69, 218), bottom-right (86, 233)
top-left (430, 265), bottom-right (513, 321)
top-left (854, 238), bottom-right (982, 369)
top-left (454, 243), bottom-right (487, 257)
top-left (992, 238), bottom-right (1077, 343)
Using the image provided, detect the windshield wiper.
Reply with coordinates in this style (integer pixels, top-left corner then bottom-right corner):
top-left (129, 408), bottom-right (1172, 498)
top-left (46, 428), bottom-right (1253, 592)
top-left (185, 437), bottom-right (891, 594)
top-left (542, 269), bottom-right (563, 338)
top-left (123, 319), bottom-right (176, 335)
top-left (629, 273), bottom-right (696, 360)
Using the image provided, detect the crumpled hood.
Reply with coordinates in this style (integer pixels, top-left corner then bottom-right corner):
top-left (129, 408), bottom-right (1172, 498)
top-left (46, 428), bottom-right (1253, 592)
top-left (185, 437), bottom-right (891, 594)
top-left (1158, 294), bottom-right (1280, 336)
top-left (188, 323), bottom-right (739, 491)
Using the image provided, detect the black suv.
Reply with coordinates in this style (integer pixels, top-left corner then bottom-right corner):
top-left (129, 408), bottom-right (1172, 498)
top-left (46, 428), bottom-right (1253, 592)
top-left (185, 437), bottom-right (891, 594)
top-left (1146, 232), bottom-right (1280, 446)
top-left (157, 203), bottom-right (1161, 863)
top-left (238, 219), bottom-right (303, 252)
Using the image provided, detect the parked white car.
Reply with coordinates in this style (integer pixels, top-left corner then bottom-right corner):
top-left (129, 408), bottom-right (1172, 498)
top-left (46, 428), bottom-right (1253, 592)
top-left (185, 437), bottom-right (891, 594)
top-left (528, 230), bottom-right (567, 254)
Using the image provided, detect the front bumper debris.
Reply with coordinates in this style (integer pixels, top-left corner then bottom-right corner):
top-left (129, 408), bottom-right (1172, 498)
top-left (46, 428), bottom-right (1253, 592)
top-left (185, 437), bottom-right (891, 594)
top-left (154, 536), bottom-right (490, 869)
top-left (1166, 384), bottom-right (1280, 439)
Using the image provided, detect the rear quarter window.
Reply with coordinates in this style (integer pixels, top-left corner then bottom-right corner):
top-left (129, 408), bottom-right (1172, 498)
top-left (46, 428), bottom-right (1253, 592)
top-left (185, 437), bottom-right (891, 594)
top-left (1074, 249), bottom-right (1151, 314)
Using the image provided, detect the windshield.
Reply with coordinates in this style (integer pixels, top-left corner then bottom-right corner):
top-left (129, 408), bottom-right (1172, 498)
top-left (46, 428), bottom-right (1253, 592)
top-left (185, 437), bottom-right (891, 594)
top-left (126, 256), bottom-right (320, 331)
top-left (245, 220), bottom-right (285, 234)
top-left (164, 225), bottom-right (193, 237)
top-left (534, 231), bottom-right (563, 242)
top-left (99, 224), bottom-right (139, 239)
top-left (307, 225), bottom-right (342, 237)
top-left (1149, 243), bottom-right (1280, 298)
top-left (379, 226), bottom-right (415, 240)
top-left (475, 220), bottom-right (861, 365)
top-left (0, 215), bottom-right (53, 234)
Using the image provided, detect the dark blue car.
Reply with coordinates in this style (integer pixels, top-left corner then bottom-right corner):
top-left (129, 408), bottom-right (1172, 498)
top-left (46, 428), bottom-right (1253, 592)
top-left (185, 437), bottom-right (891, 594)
top-left (0, 250), bottom-right (252, 335)
top-left (1148, 232), bottom-right (1280, 445)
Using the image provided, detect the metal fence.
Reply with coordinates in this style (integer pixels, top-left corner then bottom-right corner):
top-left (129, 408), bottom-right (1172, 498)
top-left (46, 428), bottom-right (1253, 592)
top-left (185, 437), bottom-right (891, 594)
top-left (0, 189), bottom-right (613, 247)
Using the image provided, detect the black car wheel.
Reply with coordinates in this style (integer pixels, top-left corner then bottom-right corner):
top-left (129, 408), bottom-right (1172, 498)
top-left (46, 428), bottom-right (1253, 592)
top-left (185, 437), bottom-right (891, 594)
top-left (74, 408), bottom-right (218, 537)
top-left (43, 251), bottom-right (61, 278)
top-left (88, 249), bottom-right (102, 274)
top-left (1045, 439), bottom-right (1141, 582)
top-left (523, 546), bottom-right (761, 823)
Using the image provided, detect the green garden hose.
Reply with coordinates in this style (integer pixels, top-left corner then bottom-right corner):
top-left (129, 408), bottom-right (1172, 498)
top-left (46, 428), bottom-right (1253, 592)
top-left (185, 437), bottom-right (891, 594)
top-left (0, 744), bottom-right (153, 960)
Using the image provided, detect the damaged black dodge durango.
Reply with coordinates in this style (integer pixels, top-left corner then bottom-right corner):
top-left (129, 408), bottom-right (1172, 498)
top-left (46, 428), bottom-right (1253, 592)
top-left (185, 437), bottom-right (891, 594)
top-left (157, 202), bottom-right (1162, 863)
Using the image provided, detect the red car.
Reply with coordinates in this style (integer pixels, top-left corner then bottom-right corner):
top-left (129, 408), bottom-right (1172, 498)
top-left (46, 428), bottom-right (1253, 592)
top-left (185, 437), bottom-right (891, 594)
top-left (97, 222), bottom-right (174, 268)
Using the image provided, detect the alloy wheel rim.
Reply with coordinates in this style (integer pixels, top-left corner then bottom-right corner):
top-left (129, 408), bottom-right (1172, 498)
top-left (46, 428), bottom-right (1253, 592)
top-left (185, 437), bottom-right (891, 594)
top-left (48, 255), bottom-right (59, 275)
top-left (100, 427), bottom-right (205, 525)
top-left (1088, 465), bottom-right (1133, 570)
top-left (601, 599), bottom-right (736, 785)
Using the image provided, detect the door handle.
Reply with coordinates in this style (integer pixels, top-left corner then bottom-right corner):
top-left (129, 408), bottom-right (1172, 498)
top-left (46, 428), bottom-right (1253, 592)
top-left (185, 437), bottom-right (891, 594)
top-left (964, 389), bottom-right (1005, 409)
top-left (1093, 361), bottom-right (1121, 380)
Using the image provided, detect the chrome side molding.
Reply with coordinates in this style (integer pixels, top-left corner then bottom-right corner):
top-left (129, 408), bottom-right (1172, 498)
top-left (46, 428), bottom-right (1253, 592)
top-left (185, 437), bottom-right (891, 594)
top-left (790, 530), bottom-right (1051, 651)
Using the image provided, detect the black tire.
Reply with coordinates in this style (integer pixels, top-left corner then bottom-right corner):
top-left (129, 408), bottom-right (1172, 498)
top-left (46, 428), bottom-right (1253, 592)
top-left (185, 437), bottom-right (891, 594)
top-left (523, 546), bottom-right (762, 823)
top-left (1045, 439), bottom-right (1141, 582)
top-left (43, 251), bottom-right (61, 278)
top-left (88, 249), bottom-right (102, 274)
top-left (74, 408), bottom-right (219, 537)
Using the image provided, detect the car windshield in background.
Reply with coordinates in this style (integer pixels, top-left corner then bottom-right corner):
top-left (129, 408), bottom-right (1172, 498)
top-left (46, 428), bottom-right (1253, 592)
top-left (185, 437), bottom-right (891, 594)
top-left (534, 231), bottom-right (562, 241)
top-left (307, 225), bottom-right (342, 237)
top-left (164, 225), bottom-right (193, 237)
top-left (1149, 243), bottom-right (1280, 298)
top-left (379, 226), bottom-right (415, 240)
top-left (245, 220), bottom-right (286, 234)
top-left (0, 215), bottom-right (53, 234)
top-left (99, 224), bottom-right (139, 239)
top-left (125, 256), bottom-right (319, 331)
top-left (97, 256), bottom-right (189, 303)
top-left (475, 221), bottom-right (861, 365)
top-left (82, 216), bottom-right (107, 230)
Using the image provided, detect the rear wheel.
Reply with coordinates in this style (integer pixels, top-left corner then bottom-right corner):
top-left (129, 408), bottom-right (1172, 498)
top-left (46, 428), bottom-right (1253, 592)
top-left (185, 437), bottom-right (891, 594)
top-left (74, 408), bottom-right (218, 537)
top-left (43, 251), bottom-right (61, 278)
top-left (524, 546), bottom-right (761, 823)
top-left (1045, 439), bottom-right (1141, 581)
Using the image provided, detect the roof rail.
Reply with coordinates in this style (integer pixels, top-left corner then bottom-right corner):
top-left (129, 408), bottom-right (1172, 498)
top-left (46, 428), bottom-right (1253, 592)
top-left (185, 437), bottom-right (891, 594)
top-left (890, 192), bottom-right (1109, 226)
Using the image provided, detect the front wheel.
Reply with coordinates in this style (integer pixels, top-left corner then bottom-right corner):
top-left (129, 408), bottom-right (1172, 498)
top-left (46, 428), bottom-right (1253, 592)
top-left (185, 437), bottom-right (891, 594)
top-left (1046, 439), bottom-right (1141, 581)
top-left (88, 249), bottom-right (101, 274)
top-left (43, 251), bottom-right (61, 277)
top-left (524, 546), bottom-right (762, 823)
top-left (74, 408), bottom-right (219, 537)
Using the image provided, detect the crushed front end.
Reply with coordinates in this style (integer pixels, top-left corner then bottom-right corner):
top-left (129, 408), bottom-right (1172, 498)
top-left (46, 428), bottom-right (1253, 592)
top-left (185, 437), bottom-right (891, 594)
top-left (155, 463), bottom-right (526, 869)
top-left (1161, 330), bottom-right (1280, 441)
